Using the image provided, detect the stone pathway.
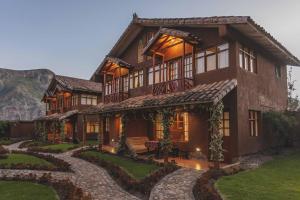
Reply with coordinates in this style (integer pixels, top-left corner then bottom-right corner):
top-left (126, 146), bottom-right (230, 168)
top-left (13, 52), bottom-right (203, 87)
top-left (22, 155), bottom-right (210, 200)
top-left (149, 168), bottom-right (203, 200)
top-left (2, 141), bottom-right (204, 200)
top-left (1, 141), bottom-right (139, 200)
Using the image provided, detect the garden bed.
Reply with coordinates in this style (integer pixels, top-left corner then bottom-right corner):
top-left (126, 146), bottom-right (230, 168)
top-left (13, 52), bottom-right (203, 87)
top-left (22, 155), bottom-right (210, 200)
top-left (73, 148), bottom-right (179, 198)
top-left (28, 143), bottom-right (79, 153)
top-left (0, 151), bottom-right (72, 172)
top-left (0, 173), bottom-right (91, 200)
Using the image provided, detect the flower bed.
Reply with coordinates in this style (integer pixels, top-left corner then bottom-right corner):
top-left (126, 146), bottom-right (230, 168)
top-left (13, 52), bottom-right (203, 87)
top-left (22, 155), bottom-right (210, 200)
top-left (73, 148), bottom-right (179, 197)
top-left (0, 151), bottom-right (72, 172)
top-left (0, 173), bottom-right (91, 200)
top-left (28, 143), bottom-right (79, 153)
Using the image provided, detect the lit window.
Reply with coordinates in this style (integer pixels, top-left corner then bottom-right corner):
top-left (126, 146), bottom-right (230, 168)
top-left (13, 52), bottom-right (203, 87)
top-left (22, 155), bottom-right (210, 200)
top-left (169, 59), bottom-right (179, 80)
top-left (218, 43), bottom-right (229, 69)
top-left (81, 95), bottom-right (97, 105)
top-left (86, 122), bottom-right (100, 134)
top-left (154, 65), bottom-right (160, 84)
top-left (155, 114), bottom-right (163, 140)
top-left (129, 74), bottom-right (133, 89)
top-left (123, 75), bottom-right (129, 92)
top-left (249, 110), bottom-right (259, 136)
top-left (206, 47), bottom-right (217, 71)
top-left (219, 111), bottom-right (230, 136)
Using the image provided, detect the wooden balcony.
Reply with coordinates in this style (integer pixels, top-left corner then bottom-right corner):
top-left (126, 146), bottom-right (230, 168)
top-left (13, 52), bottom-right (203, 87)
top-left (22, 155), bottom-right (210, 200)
top-left (153, 78), bottom-right (194, 95)
top-left (104, 92), bottom-right (129, 103)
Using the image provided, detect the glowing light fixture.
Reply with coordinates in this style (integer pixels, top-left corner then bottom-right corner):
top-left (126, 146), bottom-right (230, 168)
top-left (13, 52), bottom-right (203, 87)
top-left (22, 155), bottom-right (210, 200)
top-left (196, 147), bottom-right (201, 152)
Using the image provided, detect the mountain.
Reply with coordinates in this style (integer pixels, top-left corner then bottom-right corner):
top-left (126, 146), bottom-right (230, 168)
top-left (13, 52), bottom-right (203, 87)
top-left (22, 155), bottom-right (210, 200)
top-left (0, 68), bottom-right (54, 121)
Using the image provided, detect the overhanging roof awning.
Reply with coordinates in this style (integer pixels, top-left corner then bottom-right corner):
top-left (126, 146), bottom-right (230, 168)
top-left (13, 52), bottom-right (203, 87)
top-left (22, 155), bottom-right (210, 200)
top-left (81, 79), bottom-right (237, 114)
top-left (35, 110), bottom-right (78, 121)
top-left (143, 28), bottom-right (202, 56)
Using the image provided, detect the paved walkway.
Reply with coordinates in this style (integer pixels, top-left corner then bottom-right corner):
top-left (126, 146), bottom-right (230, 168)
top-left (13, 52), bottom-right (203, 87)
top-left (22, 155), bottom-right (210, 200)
top-left (1, 141), bottom-right (139, 200)
top-left (149, 168), bottom-right (203, 200)
top-left (2, 141), bottom-right (203, 200)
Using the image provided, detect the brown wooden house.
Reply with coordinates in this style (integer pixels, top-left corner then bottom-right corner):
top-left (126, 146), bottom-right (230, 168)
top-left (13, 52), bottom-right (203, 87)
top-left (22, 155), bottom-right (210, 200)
top-left (87, 15), bottom-right (300, 162)
top-left (37, 75), bottom-right (102, 143)
top-left (39, 15), bottom-right (300, 163)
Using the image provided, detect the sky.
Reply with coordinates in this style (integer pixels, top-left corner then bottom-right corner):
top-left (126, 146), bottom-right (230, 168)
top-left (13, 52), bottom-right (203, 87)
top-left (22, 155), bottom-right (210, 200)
top-left (0, 0), bottom-right (300, 96)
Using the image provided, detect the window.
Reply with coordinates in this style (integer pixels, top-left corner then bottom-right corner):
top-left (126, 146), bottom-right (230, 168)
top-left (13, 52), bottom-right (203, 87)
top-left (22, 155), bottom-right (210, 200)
top-left (86, 122), bottom-right (99, 134)
top-left (196, 43), bottom-right (229, 74)
top-left (169, 59), bottom-right (179, 80)
top-left (81, 95), bottom-right (97, 105)
top-left (184, 55), bottom-right (193, 78)
top-left (131, 70), bottom-right (144, 88)
top-left (218, 43), bottom-right (229, 69)
top-left (71, 95), bottom-right (78, 106)
top-left (239, 46), bottom-right (257, 73)
top-left (275, 65), bottom-right (281, 78)
top-left (148, 67), bottom-right (153, 85)
top-left (219, 111), bottom-right (230, 136)
top-left (123, 75), bottom-right (129, 92)
top-left (170, 112), bottom-right (189, 142)
top-left (155, 114), bottom-right (163, 140)
top-left (196, 52), bottom-right (205, 74)
top-left (206, 47), bottom-right (217, 71)
top-left (46, 103), bottom-right (50, 111)
top-left (105, 81), bottom-right (112, 95)
top-left (154, 65), bottom-right (160, 84)
top-left (129, 74), bottom-right (133, 89)
top-left (249, 110), bottom-right (259, 136)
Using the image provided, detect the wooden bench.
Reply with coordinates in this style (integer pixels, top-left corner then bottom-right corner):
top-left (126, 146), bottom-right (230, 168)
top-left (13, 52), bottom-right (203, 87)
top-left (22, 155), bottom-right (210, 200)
top-left (126, 137), bottom-right (149, 154)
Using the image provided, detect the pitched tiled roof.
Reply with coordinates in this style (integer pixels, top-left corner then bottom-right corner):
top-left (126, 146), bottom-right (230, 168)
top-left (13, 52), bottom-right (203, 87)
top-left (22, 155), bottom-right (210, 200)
top-left (55, 75), bottom-right (102, 93)
top-left (35, 110), bottom-right (78, 121)
top-left (81, 79), bottom-right (237, 114)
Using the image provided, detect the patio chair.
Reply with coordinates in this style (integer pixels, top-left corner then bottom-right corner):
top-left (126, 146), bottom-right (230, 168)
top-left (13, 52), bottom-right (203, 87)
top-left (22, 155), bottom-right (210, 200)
top-left (126, 137), bottom-right (149, 154)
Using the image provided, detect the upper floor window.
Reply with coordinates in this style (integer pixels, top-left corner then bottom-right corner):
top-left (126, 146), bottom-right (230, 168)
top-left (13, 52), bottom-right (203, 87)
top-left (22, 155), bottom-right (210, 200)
top-left (123, 76), bottom-right (129, 92)
top-left (196, 43), bottom-right (229, 74)
top-left (46, 102), bottom-right (50, 111)
top-left (71, 95), bottom-right (78, 106)
top-left (169, 59), bottom-right (179, 80)
top-left (275, 65), bottom-right (281, 78)
top-left (81, 95), bottom-right (97, 106)
top-left (130, 70), bottom-right (144, 89)
top-left (239, 46), bottom-right (257, 73)
top-left (105, 81), bottom-right (112, 95)
top-left (184, 55), bottom-right (193, 78)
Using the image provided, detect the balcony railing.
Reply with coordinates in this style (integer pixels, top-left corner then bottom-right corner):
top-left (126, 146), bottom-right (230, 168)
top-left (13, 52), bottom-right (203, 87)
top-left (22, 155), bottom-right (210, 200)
top-left (104, 92), bottom-right (129, 103)
top-left (152, 78), bottom-right (194, 95)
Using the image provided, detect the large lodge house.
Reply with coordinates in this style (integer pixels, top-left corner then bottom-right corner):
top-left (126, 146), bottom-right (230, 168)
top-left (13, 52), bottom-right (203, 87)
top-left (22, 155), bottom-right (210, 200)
top-left (37, 15), bottom-right (300, 162)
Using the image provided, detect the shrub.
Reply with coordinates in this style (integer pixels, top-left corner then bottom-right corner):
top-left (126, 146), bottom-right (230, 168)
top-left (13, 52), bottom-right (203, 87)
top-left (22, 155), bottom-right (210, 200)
top-left (0, 145), bottom-right (8, 159)
top-left (0, 173), bottom-right (91, 200)
top-left (263, 111), bottom-right (298, 150)
top-left (73, 148), bottom-right (178, 197)
top-left (0, 121), bottom-right (9, 138)
top-left (193, 169), bottom-right (226, 200)
top-left (1, 151), bottom-right (72, 172)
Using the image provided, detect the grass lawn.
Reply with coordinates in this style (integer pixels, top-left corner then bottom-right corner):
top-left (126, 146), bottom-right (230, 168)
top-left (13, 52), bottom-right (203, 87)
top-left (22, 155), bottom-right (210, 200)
top-left (0, 139), bottom-right (19, 145)
top-left (216, 151), bottom-right (300, 200)
top-left (41, 143), bottom-right (79, 152)
top-left (80, 151), bottom-right (160, 180)
top-left (0, 181), bottom-right (58, 200)
top-left (0, 153), bottom-right (54, 168)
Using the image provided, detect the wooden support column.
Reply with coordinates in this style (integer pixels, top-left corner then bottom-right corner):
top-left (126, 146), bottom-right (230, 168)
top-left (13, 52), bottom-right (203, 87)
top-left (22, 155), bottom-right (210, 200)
top-left (82, 115), bottom-right (86, 146)
top-left (98, 114), bottom-right (103, 151)
top-left (103, 72), bottom-right (107, 103)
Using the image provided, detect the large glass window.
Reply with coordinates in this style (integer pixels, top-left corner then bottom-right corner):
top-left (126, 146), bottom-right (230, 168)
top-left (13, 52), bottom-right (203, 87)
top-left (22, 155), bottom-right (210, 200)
top-left (169, 59), bottom-right (179, 80)
top-left (154, 65), bottom-right (160, 84)
top-left (170, 112), bottom-right (189, 142)
top-left (81, 95), bottom-right (97, 105)
top-left (196, 43), bottom-right (229, 74)
top-left (71, 95), bottom-right (78, 106)
top-left (123, 75), bottom-right (129, 92)
top-left (131, 70), bottom-right (144, 88)
top-left (155, 114), bottom-right (163, 140)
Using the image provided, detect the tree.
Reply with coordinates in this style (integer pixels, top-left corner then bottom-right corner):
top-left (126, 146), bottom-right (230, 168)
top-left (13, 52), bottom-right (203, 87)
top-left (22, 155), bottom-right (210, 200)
top-left (287, 67), bottom-right (299, 111)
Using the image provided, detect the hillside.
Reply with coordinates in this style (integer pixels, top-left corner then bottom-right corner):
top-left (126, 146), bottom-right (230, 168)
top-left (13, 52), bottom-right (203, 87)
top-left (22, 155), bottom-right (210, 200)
top-left (0, 68), bottom-right (54, 121)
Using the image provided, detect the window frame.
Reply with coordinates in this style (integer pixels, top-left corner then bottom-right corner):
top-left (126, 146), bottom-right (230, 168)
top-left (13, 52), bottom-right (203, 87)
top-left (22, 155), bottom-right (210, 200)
top-left (219, 111), bottom-right (230, 137)
top-left (249, 110), bottom-right (259, 137)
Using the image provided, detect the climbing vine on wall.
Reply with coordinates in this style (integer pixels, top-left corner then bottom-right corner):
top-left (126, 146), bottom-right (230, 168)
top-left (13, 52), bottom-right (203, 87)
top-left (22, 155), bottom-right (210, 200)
top-left (208, 101), bottom-right (225, 167)
top-left (59, 121), bottom-right (65, 142)
top-left (117, 113), bottom-right (128, 155)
